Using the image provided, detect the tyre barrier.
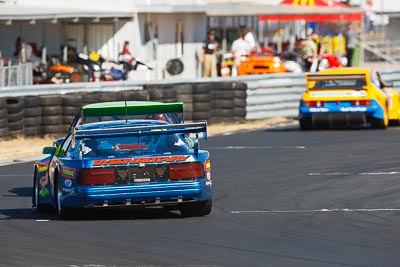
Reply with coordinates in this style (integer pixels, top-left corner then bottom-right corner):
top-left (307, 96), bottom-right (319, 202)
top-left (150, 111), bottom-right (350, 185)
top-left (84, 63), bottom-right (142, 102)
top-left (7, 97), bottom-right (24, 137)
top-left (0, 98), bottom-right (9, 139)
top-left (62, 93), bottom-right (83, 132)
top-left (23, 96), bottom-right (42, 136)
top-left (81, 91), bottom-right (101, 106)
top-left (40, 94), bottom-right (64, 136)
top-left (210, 82), bottom-right (243, 124)
top-left (175, 84), bottom-right (193, 121)
top-left (0, 82), bottom-right (247, 139)
top-left (192, 83), bottom-right (211, 121)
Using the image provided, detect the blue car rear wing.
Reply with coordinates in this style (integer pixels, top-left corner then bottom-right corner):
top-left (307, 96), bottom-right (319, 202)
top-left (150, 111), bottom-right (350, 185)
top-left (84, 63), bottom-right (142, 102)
top-left (71, 121), bottom-right (207, 156)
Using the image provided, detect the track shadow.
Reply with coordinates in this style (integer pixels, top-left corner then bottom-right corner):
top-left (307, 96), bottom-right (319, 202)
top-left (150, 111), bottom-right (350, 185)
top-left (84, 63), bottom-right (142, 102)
top-left (1, 189), bottom-right (199, 221)
top-left (0, 208), bottom-right (59, 220)
top-left (5, 187), bottom-right (32, 198)
top-left (72, 207), bottom-right (183, 221)
top-left (0, 206), bottom-right (184, 221)
top-left (263, 125), bottom-right (300, 132)
top-left (264, 125), bottom-right (375, 133)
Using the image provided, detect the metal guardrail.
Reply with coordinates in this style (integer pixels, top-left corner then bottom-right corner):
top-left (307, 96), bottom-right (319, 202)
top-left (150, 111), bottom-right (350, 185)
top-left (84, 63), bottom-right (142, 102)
top-left (245, 68), bottom-right (400, 120)
top-left (1, 68), bottom-right (400, 121)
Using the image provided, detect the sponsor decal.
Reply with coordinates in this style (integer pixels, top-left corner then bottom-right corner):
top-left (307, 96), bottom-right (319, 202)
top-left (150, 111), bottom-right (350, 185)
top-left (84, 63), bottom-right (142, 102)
top-left (310, 91), bottom-right (367, 97)
top-left (63, 187), bottom-right (73, 193)
top-left (40, 176), bottom-right (48, 188)
top-left (206, 172), bottom-right (212, 186)
top-left (92, 155), bottom-right (190, 167)
top-left (288, 0), bottom-right (318, 6)
top-left (114, 144), bottom-right (148, 150)
top-left (340, 107), bottom-right (367, 112)
top-left (56, 160), bottom-right (64, 166)
top-left (185, 137), bottom-right (195, 148)
top-left (39, 175), bottom-right (49, 197)
top-left (64, 179), bottom-right (72, 188)
top-left (174, 138), bottom-right (185, 147)
top-left (309, 107), bottom-right (329, 112)
top-left (133, 178), bottom-right (151, 183)
top-left (81, 144), bottom-right (92, 155)
top-left (38, 165), bottom-right (49, 173)
top-left (61, 167), bottom-right (76, 179)
top-left (40, 187), bottom-right (50, 197)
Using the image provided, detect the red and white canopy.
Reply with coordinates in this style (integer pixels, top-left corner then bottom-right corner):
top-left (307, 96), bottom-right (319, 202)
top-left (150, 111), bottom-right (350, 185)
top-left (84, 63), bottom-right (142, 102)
top-left (258, 0), bottom-right (363, 22)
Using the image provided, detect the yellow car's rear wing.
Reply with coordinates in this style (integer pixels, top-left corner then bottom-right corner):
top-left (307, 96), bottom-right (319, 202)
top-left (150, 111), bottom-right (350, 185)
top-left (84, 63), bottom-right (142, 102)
top-left (307, 74), bottom-right (366, 81)
top-left (306, 74), bottom-right (367, 90)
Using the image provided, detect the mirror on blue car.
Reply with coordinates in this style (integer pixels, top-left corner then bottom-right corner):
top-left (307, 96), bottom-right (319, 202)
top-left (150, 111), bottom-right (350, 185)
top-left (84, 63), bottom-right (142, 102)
top-left (42, 146), bottom-right (56, 155)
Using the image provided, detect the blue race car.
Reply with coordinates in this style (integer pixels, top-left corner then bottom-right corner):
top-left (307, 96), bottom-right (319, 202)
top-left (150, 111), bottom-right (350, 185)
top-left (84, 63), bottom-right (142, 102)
top-left (33, 107), bottom-right (211, 218)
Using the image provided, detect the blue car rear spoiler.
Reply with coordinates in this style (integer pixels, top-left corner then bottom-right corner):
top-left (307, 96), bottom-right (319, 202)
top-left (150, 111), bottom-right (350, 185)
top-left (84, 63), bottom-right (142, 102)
top-left (71, 121), bottom-right (207, 156)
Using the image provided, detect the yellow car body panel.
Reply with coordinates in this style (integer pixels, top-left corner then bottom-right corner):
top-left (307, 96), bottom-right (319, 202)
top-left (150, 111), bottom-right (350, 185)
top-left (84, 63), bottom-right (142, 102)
top-left (299, 68), bottom-right (400, 129)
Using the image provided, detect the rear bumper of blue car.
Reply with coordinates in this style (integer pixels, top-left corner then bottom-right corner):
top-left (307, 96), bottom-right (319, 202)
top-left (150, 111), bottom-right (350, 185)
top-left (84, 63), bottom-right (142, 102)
top-left (299, 99), bottom-right (385, 122)
top-left (62, 179), bottom-right (211, 208)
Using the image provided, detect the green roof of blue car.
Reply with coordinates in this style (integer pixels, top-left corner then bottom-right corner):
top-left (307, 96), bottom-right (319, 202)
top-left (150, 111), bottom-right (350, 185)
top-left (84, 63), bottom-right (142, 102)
top-left (82, 101), bottom-right (184, 117)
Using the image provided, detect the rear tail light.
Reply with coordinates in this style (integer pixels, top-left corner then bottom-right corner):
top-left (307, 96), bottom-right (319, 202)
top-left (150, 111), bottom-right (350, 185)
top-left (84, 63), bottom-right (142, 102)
top-left (352, 100), bottom-right (370, 106)
top-left (306, 101), bottom-right (324, 107)
top-left (79, 168), bottom-right (115, 185)
top-left (169, 162), bottom-right (204, 180)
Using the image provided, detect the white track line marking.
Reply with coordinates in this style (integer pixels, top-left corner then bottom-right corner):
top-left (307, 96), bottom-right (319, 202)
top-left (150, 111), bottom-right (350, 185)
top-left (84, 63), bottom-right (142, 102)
top-left (211, 146), bottom-right (306, 150)
top-left (231, 208), bottom-right (400, 214)
top-left (308, 171), bottom-right (400, 176)
top-left (36, 219), bottom-right (50, 222)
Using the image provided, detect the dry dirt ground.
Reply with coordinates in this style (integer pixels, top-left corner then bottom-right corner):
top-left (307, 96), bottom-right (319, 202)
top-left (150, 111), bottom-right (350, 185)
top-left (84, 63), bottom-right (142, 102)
top-left (0, 118), bottom-right (295, 161)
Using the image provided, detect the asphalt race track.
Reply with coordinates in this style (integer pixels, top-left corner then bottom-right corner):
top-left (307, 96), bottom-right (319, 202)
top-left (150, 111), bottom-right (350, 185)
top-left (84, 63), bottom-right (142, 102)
top-left (2, 125), bottom-right (400, 266)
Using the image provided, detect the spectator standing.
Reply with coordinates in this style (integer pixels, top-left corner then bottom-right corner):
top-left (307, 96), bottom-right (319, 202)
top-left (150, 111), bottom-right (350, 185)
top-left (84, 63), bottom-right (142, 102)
top-left (201, 30), bottom-right (218, 77)
top-left (301, 31), bottom-right (319, 72)
top-left (231, 33), bottom-right (251, 76)
top-left (345, 24), bottom-right (359, 67)
top-left (364, 0), bottom-right (376, 33)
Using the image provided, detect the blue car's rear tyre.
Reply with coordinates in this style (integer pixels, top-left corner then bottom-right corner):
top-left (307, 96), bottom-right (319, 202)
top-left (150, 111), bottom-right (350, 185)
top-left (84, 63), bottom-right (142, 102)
top-left (179, 200), bottom-right (212, 217)
top-left (33, 171), bottom-right (45, 212)
top-left (55, 175), bottom-right (74, 219)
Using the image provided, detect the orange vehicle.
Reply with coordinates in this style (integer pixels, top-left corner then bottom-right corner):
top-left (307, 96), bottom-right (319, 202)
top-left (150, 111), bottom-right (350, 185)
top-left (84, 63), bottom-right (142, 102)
top-left (237, 54), bottom-right (288, 75)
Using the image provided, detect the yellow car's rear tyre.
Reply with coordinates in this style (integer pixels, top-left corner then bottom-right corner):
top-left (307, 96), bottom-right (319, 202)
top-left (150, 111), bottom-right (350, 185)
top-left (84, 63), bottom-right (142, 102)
top-left (371, 118), bottom-right (387, 129)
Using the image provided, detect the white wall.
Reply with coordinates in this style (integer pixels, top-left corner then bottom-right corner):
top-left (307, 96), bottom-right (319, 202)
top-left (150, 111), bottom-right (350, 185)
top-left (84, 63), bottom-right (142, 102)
top-left (358, 0), bottom-right (400, 13)
top-left (134, 13), bottom-right (206, 80)
top-left (16, 0), bottom-right (206, 9)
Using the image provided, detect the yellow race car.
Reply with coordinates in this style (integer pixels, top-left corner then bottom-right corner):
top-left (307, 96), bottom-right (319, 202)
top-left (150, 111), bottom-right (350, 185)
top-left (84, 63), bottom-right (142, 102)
top-left (299, 68), bottom-right (400, 130)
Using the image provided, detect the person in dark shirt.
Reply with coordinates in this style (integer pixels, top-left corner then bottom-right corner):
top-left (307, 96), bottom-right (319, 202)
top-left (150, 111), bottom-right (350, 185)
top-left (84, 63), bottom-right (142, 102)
top-left (201, 31), bottom-right (218, 77)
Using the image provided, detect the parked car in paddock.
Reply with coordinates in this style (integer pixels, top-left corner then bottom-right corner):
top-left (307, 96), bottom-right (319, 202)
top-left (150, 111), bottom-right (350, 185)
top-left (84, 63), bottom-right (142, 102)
top-left (33, 101), bottom-right (212, 218)
top-left (299, 68), bottom-right (400, 130)
top-left (237, 54), bottom-right (288, 76)
top-left (317, 54), bottom-right (347, 71)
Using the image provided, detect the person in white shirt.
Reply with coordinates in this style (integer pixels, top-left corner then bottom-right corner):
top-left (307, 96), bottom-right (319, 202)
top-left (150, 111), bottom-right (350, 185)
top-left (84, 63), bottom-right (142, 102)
top-left (364, 0), bottom-right (376, 33)
top-left (231, 33), bottom-right (251, 76)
